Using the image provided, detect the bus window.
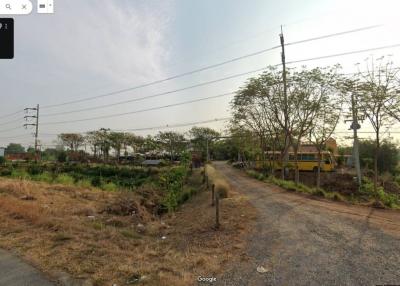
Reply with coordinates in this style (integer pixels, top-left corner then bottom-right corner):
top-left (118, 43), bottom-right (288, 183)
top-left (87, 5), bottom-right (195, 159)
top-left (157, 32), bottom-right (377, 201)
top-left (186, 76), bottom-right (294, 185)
top-left (303, 154), bottom-right (315, 161)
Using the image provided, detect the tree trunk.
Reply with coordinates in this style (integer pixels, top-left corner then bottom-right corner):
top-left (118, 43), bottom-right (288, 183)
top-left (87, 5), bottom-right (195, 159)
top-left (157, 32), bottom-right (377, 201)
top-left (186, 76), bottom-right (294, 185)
top-left (317, 150), bottom-right (322, 189)
top-left (294, 146), bottom-right (300, 185)
top-left (374, 131), bottom-right (380, 192)
top-left (117, 148), bottom-right (121, 162)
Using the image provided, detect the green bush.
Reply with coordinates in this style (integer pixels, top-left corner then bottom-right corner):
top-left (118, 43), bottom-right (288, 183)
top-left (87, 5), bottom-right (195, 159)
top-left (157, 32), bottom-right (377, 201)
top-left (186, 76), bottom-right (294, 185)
top-left (27, 164), bottom-right (44, 175)
top-left (54, 174), bottom-right (75, 185)
top-left (101, 182), bottom-right (118, 192)
top-left (76, 179), bottom-right (92, 188)
top-left (0, 157), bottom-right (5, 165)
top-left (10, 169), bottom-right (30, 180)
top-left (91, 176), bottom-right (102, 187)
top-left (0, 167), bottom-right (12, 176)
top-left (32, 172), bottom-right (53, 183)
top-left (377, 188), bottom-right (399, 208)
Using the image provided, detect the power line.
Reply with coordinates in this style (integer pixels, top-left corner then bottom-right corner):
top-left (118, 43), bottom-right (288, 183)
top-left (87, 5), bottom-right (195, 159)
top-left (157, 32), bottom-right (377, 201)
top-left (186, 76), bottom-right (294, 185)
top-left (286, 43), bottom-right (400, 65)
top-left (0, 125), bottom-right (24, 134)
top-left (0, 117), bottom-right (23, 127)
top-left (41, 47), bottom-right (280, 109)
top-left (39, 117), bottom-right (231, 136)
top-left (41, 92), bottom-right (235, 126)
top-left (285, 25), bottom-right (381, 47)
top-left (118, 117), bottom-right (231, 132)
top-left (39, 43), bottom-right (400, 124)
top-left (0, 109), bottom-right (24, 120)
top-left (41, 39), bottom-right (395, 118)
top-left (0, 134), bottom-right (32, 140)
top-left (41, 67), bottom-right (267, 117)
top-left (40, 25), bottom-right (379, 110)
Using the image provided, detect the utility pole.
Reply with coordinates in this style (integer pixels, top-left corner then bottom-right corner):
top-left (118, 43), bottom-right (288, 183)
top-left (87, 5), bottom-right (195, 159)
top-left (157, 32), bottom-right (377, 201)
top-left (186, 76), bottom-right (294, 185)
top-left (24, 104), bottom-right (40, 161)
top-left (280, 25), bottom-right (289, 179)
top-left (351, 93), bottom-right (362, 186)
top-left (345, 93), bottom-right (362, 186)
top-left (206, 137), bottom-right (209, 162)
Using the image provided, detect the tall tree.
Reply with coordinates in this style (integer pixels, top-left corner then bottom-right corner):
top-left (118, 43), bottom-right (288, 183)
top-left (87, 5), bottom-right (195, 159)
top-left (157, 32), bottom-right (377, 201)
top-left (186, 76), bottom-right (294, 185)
top-left (108, 132), bottom-right (126, 161)
top-left (188, 127), bottom-right (220, 161)
top-left (232, 73), bottom-right (285, 174)
top-left (356, 58), bottom-right (400, 192)
top-left (85, 131), bottom-right (102, 158)
top-left (58, 133), bottom-right (85, 152)
top-left (310, 100), bottom-right (342, 189)
top-left (289, 67), bottom-right (342, 184)
top-left (156, 131), bottom-right (186, 161)
top-left (5, 143), bottom-right (25, 154)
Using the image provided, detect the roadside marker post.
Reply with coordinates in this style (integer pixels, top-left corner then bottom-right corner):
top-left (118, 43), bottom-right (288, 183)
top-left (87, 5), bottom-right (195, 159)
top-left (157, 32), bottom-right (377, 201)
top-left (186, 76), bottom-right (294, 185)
top-left (215, 191), bottom-right (220, 229)
top-left (211, 184), bottom-right (215, 206)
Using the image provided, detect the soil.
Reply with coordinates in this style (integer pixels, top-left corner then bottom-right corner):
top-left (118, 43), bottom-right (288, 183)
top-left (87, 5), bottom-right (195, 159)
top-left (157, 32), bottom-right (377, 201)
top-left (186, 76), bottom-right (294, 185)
top-left (0, 169), bottom-right (256, 286)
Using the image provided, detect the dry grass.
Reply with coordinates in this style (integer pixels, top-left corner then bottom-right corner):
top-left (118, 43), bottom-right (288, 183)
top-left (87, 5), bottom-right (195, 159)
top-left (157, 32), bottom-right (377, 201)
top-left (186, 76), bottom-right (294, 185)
top-left (206, 164), bottom-right (231, 198)
top-left (0, 170), bottom-right (256, 286)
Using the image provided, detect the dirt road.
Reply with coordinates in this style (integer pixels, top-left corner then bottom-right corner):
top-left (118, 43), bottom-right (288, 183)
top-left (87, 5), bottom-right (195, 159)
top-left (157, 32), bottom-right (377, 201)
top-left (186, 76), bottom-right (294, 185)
top-left (214, 162), bottom-right (400, 286)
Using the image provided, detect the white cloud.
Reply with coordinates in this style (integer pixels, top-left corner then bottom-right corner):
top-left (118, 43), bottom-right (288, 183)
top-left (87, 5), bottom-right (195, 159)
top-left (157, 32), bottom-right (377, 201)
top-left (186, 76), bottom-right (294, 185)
top-left (46, 0), bottom-right (172, 85)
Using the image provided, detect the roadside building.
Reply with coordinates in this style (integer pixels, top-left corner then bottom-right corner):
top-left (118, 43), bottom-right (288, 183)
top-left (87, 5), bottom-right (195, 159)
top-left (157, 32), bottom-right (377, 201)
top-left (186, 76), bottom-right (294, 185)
top-left (0, 147), bottom-right (5, 157)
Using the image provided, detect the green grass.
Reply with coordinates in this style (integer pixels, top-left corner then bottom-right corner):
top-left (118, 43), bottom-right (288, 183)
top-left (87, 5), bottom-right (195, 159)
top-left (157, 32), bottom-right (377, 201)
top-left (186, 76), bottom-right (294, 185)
top-left (101, 182), bottom-right (118, 192)
top-left (246, 169), bottom-right (400, 209)
top-left (53, 174), bottom-right (75, 185)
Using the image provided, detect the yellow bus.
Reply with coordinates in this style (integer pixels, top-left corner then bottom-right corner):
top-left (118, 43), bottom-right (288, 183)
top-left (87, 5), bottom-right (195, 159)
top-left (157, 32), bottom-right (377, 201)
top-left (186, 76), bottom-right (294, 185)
top-left (257, 151), bottom-right (336, 172)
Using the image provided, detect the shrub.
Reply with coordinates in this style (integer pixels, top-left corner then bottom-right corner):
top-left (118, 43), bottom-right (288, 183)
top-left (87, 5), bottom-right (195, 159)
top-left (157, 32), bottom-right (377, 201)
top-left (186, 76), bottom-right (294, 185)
top-left (0, 157), bottom-right (5, 165)
top-left (76, 179), bottom-right (92, 189)
top-left (57, 151), bottom-right (67, 163)
top-left (54, 174), bottom-right (75, 185)
top-left (215, 179), bottom-right (229, 198)
top-left (27, 164), bottom-right (44, 176)
top-left (91, 176), bottom-right (102, 187)
top-left (10, 169), bottom-right (30, 180)
top-left (377, 188), bottom-right (399, 208)
top-left (33, 172), bottom-right (53, 183)
top-left (0, 167), bottom-right (12, 176)
top-left (101, 182), bottom-right (118, 192)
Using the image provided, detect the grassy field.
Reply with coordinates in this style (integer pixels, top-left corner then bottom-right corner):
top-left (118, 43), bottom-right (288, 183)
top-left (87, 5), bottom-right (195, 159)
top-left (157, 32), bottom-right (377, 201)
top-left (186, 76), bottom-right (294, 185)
top-left (0, 167), bottom-right (256, 285)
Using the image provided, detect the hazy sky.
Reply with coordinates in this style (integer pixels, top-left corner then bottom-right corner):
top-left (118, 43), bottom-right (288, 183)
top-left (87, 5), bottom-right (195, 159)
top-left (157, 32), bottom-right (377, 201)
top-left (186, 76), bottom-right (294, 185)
top-left (1, 0), bottom-right (400, 148)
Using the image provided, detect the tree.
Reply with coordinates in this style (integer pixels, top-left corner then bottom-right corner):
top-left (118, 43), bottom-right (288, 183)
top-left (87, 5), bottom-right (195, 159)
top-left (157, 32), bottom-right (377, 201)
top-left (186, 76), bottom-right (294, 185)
top-left (98, 128), bottom-right (111, 161)
top-left (358, 140), bottom-right (399, 175)
top-left (232, 66), bottom-right (342, 182)
top-left (5, 143), bottom-right (25, 154)
top-left (356, 58), bottom-right (400, 192)
top-left (58, 133), bottom-right (85, 152)
top-left (310, 100), bottom-right (342, 189)
top-left (156, 131), bottom-right (187, 161)
top-left (85, 131), bottom-right (103, 158)
top-left (289, 67), bottom-right (342, 184)
top-left (142, 135), bottom-right (160, 157)
top-left (232, 71), bottom-right (286, 175)
top-left (125, 133), bottom-right (145, 154)
top-left (108, 132), bottom-right (126, 161)
top-left (188, 127), bottom-right (220, 161)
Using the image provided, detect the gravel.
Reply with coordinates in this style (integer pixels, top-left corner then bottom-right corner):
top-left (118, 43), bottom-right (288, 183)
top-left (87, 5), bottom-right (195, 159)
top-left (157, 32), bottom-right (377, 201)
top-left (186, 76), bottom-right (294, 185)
top-left (214, 162), bottom-right (400, 286)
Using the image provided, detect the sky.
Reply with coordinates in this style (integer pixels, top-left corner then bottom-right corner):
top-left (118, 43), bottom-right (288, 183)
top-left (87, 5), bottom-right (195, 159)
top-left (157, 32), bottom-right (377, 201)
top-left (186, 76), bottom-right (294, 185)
top-left (1, 0), bottom-right (400, 149)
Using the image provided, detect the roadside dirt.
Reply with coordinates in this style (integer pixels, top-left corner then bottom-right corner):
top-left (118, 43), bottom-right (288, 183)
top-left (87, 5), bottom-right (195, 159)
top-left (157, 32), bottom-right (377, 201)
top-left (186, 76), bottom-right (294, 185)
top-left (214, 162), bottom-right (400, 286)
top-left (0, 169), bottom-right (256, 286)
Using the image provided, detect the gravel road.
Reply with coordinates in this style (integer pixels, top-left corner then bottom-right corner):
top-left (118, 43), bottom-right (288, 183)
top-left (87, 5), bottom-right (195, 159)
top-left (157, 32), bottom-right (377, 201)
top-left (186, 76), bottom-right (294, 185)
top-left (214, 162), bottom-right (400, 286)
